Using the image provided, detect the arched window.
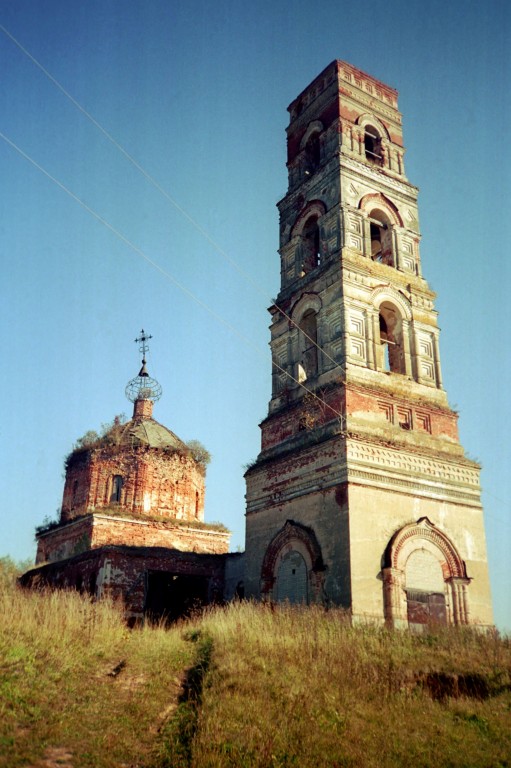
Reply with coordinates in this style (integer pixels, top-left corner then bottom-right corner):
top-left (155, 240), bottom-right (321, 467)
top-left (304, 132), bottom-right (320, 175)
top-left (111, 475), bottom-right (123, 503)
top-left (369, 209), bottom-right (393, 266)
top-left (298, 309), bottom-right (318, 381)
top-left (364, 124), bottom-right (383, 166)
top-left (378, 302), bottom-right (405, 374)
top-left (300, 217), bottom-right (321, 275)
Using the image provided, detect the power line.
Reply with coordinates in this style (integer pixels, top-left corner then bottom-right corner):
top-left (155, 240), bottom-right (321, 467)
top-left (1, 138), bottom-right (508, 525)
top-left (0, 129), bottom-right (344, 423)
top-left (4, 25), bottom-right (510, 527)
top-left (0, 22), bottom-right (344, 379)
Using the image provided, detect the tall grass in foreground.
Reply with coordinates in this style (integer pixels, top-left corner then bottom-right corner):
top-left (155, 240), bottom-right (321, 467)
top-left (1, 582), bottom-right (510, 768)
top-left (0, 584), bottom-right (193, 768)
top-left (183, 602), bottom-right (511, 768)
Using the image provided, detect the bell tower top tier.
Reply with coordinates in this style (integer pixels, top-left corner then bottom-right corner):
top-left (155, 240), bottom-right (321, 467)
top-left (268, 60), bottom-right (456, 453)
top-left (286, 60), bottom-right (405, 189)
top-left (279, 60), bottom-right (421, 294)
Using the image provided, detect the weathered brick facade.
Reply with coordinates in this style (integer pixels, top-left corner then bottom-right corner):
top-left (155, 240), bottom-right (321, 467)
top-left (22, 546), bottom-right (242, 623)
top-left (27, 369), bottom-right (232, 620)
top-left (244, 61), bottom-right (493, 628)
top-left (61, 400), bottom-right (205, 525)
top-left (36, 514), bottom-right (229, 564)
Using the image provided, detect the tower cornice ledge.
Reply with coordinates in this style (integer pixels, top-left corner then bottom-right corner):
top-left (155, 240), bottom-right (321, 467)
top-left (341, 155), bottom-right (419, 199)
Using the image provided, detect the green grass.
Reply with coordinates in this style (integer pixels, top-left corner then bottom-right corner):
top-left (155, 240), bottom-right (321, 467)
top-left (0, 583), bottom-right (194, 767)
top-left (1, 575), bottom-right (510, 768)
top-left (187, 603), bottom-right (511, 768)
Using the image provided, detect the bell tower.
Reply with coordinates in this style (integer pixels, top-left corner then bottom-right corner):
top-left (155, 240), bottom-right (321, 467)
top-left (244, 61), bottom-right (493, 628)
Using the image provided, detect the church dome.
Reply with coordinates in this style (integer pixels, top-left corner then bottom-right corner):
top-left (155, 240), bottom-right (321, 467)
top-left (59, 330), bottom-right (208, 526)
top-left (110, 416), bottom-right (187, 451)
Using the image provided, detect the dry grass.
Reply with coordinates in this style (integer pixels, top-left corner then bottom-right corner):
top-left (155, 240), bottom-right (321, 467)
top-left (1, 578), bottom-right (510, 768)
top-left (0, 583), bottom-right (194, 768)
top-left (186, 602), bottom-right (511, 768)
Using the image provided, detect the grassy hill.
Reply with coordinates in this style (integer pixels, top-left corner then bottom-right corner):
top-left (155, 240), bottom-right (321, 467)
top-left (1, 566), bottom-right (510, 767)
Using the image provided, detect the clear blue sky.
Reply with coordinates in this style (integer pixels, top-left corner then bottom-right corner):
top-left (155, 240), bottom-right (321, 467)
top-left (1, 0), bottom-right (510, 630)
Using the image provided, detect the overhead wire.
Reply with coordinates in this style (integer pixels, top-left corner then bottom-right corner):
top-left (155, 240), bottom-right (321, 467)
top-left (0, 129), bottom-right (344, 423)
top-left (0, 22), bottom-right (344, 380)
top-left (2, 24), bottom-right (509, 628)
top-left (5, 23), bottom-right (509, 534)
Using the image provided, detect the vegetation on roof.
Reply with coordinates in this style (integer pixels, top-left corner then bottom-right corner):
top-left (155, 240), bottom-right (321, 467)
top-left (64, 415), bottom-right (211, 470)
top-left (184, 439), bottom-right (211, 467)
top-left (35, 507), bottom-right (229, 536)
top-left (64, 414), bottom-right (127, 468)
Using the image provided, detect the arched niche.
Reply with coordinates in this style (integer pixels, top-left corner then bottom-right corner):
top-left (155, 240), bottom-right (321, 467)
top-left (260, 520), bottom-right (326, 604)
top-left (382, 518), bottom-right (470, 629)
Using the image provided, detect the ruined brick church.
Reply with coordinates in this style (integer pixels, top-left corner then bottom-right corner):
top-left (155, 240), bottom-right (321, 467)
top-left (24, 334), bottom-right (243, 622)
top-left (23, 61), bottom-right (493, 629)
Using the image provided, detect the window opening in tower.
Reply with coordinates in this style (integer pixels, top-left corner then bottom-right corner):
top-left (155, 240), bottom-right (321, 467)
top-left (370, 215), bottom-right (394, 267)
top-left (301, 218), bottom-right (321, 274)
top-left (299, 309), bottom-right (318, 379)
top-left (304, 133), bottom-right (320, 175)
top-left (364, 126), bottom-right (383, 166)
top-left (379, 309), bottom-right (404, 374)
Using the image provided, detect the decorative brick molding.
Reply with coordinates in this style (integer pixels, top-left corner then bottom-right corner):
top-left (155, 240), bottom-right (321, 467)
top-left (347, 441), bottom-right (480, 487)
top-left (290, 200), bottom-right (327, 239)
top-left (384, 517), bottom-right (467, 577)
top-left (358, 192), bottom-right (403, 227)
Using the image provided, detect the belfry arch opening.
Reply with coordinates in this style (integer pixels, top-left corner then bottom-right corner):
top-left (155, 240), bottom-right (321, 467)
top-left (364, 124), bottom-right (383, 166)
top-left (369, 209), bottom-right (393, 266)
top-left (297, 309), bottom-right (318, 382)
top-left (304, 132), bottom-right (320, 175)
top-left (378, 302), bottom-right (405, 374)
top-left (300, 216), bottom-right (321, 275)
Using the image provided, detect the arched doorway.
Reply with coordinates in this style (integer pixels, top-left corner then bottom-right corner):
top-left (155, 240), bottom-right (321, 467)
top-left (382, 517), bottom-right (470, 629)
top-left (404, 548), bottom-right (447, 627)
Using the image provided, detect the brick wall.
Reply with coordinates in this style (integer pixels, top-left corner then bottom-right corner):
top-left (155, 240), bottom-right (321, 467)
top-left (62, 446), bottom-right (205, 524)
top-left (23, 545), bottom-right (230, 620)
top-left (36, 513), bottom-right (229, 564)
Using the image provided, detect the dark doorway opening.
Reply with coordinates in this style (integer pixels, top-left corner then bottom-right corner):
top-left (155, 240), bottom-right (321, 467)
top-left (145, 570), bottom-right (210, 623)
